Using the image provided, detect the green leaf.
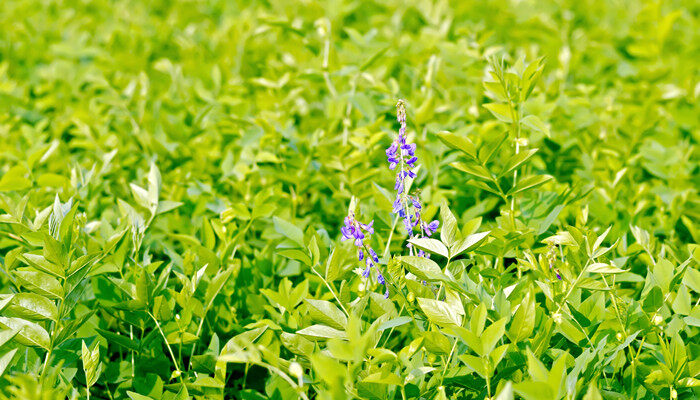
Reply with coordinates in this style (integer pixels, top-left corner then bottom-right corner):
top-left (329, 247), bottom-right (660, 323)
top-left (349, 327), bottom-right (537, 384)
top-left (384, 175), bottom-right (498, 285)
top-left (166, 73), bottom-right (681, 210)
top-left (22, 253), bottom-right (64, 278)
top-left (204, 267), bottom-right (233, 309)
top-left (653, 259), bottom-right (674, 294)
top-left (481, 318), bottom-right (507, 354)
top-left (0, 317), bottom-right (50, 349)
top-left (440, 202), bottom-right (459, 246)
top-left (0, 329), bottom-right (19, 348)
top-left (127, 391), bottom-right (155, 400)
top-left (14, 270), bottom-right (64, 300)
top-left (507, 175), bottom-right (552, 196)
top-left (483, 81), bottom-right (508, 102)
top-left (500, 148), bottom-right (539, 177)
top-left (586, 263), bottom-right (626, 274)
top-left (296, 324), bottom-right (347, 340)
top-left (398, 256), bottom-right (444, 281)
top-left (96, 328), bottom-right (140, 351)
top-left (304, 299), bottom-right (347, 330)
top-left (520, 115), bottom-right (550, 136)
top-left (155, 200), bottom-right (182, 215)
top-left (325, 246), bottom-right (343, 281)
top-left (459, 354), bottom-right (487, 378)
top-left (130, 183), bottom-right (152, 211)
top-left (277, 248), bottom-right (311, 266)
top-left (514, 382), bottom-right (553, 400)
top-left (362, 370), bottom-right (402, 386)
top-left (437, 131), bottom-right (477, 159)
top-left (484, 103), bottom-right (514, 123)
top-left (495, 381), bottom-right (514, 400)
top-left (147, 162), bottom-right (161, 209)
top-left (416, 298), bottom-right (461, 326)
top-left (42, 232), bottom-right (66, 270)
top-left (377, 316), bottom-right (412, 332)
top-left (7, 293), bottom-right (58, 321)
top-left (407, 237), bottom-right (449, 258)
top-left (0, 349), bottom-right (17, 377)
top-left (507, 291), bottom-right (535, 343)
top-left (470, 303), bottom-right (487, 336)
top-left (451, 231), bottom-right (490, 257)
top-left (82, 340), bottom-right (101, 387)
top-left (273, 216), bottom-right (305, 247)
top-left (450, 162), bottom-right (493, 181)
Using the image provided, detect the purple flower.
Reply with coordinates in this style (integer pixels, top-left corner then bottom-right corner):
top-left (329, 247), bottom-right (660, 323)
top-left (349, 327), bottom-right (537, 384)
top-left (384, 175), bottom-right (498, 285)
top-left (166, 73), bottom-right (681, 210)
top-left (422, 220), bottom-right (439, 236)
top-left (369, 248), bottom-right (379, 263)
top-left (404, 218), bottom-right (412, 234)
top-left (342, 211), bottom-right (387, 297)
top-left (412, 197), bottom-right (422, 209)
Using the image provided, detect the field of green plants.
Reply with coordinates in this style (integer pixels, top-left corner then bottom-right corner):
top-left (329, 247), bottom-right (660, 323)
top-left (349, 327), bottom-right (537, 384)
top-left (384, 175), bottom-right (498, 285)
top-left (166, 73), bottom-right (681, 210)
top-left (0, 0), bottom-right (698, 399)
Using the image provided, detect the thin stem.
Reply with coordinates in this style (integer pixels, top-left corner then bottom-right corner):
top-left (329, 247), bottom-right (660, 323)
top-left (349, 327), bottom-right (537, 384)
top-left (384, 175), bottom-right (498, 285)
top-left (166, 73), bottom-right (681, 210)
top-left (601, 275), bottom-right (627, 336)
top-left (311, 266), bottom-right (349, 318)
top-left (148, 311), bottom-right (183, 383)
top-left (378, 302), bottom-right (406, 349)
top-left (129, 325), bottom-right (135, 379)
top-left (439, 340), bottom-right (457, 385)
top-left (485, 361), bottom-right (492, 398)
top-left (383, 215), bottom-right (399, 257)
top-left (554, 259), bottom-right (591, 315)
top-left (40, 347), bottom-right (53, 382)
top-left (321, 22), bottom-right (336, 98)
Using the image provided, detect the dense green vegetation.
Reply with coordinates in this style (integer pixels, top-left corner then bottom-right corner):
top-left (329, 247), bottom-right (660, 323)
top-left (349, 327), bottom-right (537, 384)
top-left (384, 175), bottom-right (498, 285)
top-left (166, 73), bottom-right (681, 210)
top-left (0, 0), bottom-right (698, 399)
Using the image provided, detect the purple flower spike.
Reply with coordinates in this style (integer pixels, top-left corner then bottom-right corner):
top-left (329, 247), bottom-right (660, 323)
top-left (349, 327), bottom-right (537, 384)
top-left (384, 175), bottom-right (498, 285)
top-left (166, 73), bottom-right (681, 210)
top-left (341, 211), bottom-right (387, 296)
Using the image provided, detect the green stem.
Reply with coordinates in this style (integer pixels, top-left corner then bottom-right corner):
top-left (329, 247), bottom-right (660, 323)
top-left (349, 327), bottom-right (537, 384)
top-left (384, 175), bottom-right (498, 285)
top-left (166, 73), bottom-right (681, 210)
top-left (554, 259), bottom-right (591, 315)
top-left (311, 265), bottom-right (349, 318)
top-left (383, 215), bottom-right (399, 257)
top-left (439, 340), bottom-right (457, 385)
top-left (148, 311), bottom-right (183, 383)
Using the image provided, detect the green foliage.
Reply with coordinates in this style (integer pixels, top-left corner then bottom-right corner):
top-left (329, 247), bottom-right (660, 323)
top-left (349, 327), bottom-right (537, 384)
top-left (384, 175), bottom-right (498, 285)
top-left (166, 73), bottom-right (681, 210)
top-left (0, 0), bottom-right (698, 399)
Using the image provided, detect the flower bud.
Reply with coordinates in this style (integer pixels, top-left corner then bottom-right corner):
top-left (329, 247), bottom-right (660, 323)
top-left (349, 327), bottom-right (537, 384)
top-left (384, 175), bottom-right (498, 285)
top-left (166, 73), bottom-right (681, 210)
top-left (652, 314), bottom-right (663, 325)
top-left (552, 312), bottom-right (562, 324)
top-left (616, 332), bottom-right (623, 341)
top-left (289, 362), bottom-right (303, 379)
